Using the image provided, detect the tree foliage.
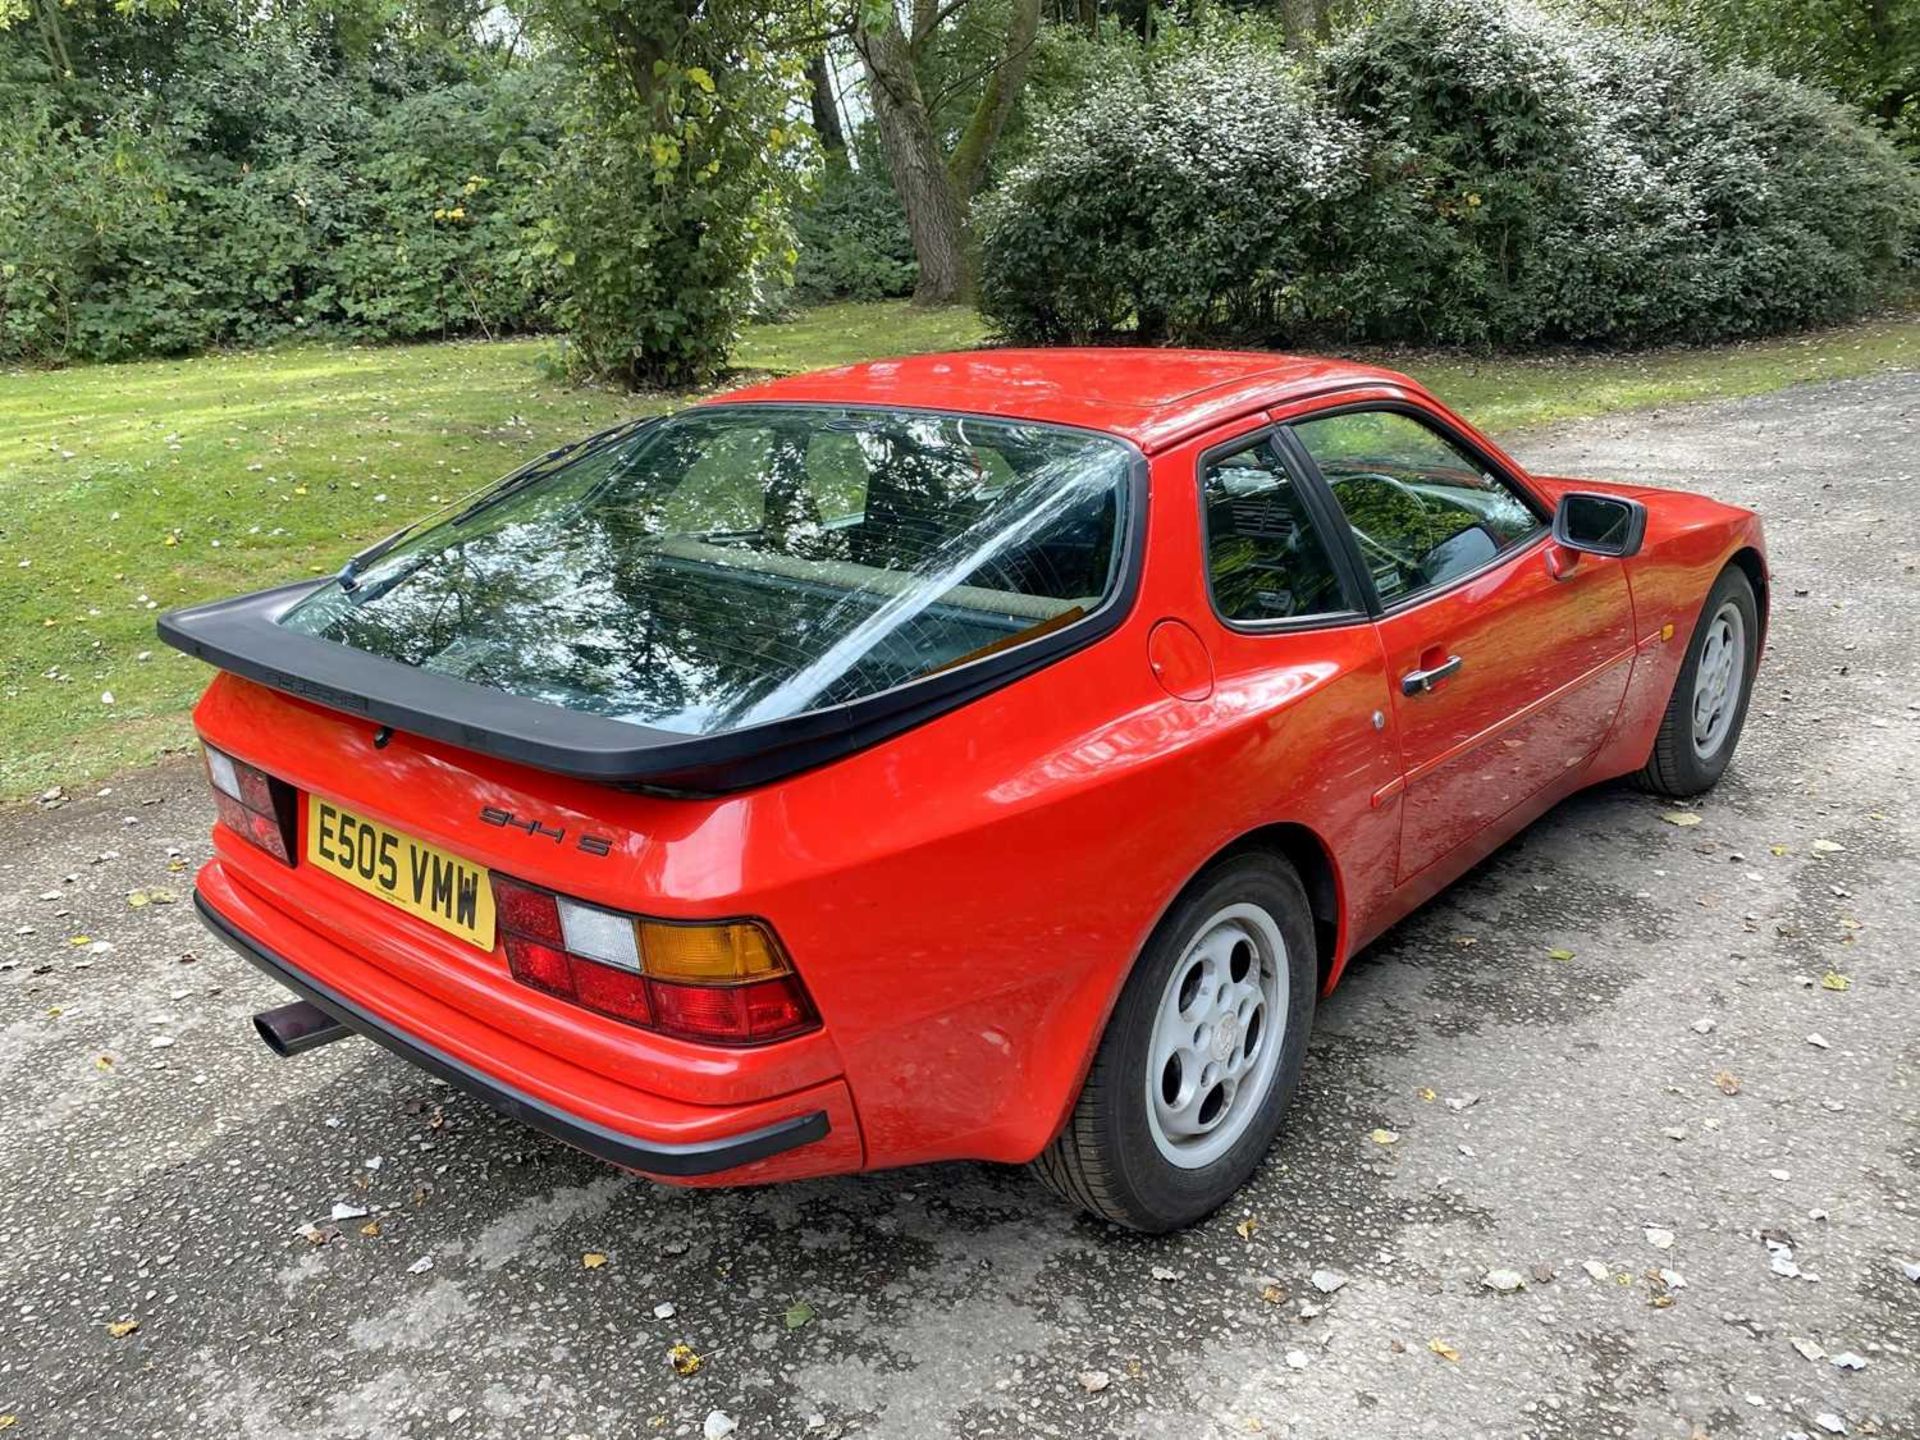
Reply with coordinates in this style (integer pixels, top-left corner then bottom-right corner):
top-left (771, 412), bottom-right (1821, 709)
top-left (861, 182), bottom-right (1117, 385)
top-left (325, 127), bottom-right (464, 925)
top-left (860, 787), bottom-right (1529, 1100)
top-left (980, 0), bottom-right (1920, 348)
top-left (0, 0), bottom-right (557, 364)
top-left (527, 0), bottom-right (813, 387)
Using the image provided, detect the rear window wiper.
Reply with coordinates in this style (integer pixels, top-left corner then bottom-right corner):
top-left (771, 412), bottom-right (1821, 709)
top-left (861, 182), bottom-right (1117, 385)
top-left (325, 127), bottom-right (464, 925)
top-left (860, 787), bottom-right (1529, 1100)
top-left (335, 415), bottom-right (662, 594)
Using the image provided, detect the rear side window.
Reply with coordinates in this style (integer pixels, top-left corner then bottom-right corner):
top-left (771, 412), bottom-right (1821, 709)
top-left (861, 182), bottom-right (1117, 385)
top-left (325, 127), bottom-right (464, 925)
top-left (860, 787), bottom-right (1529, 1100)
top-left (1291, 409), bottom-right (1541, 604)
top-left (277, 407), bottom-right (1133, 736)
top-left (1202, 439), bottom-right (1349, 623)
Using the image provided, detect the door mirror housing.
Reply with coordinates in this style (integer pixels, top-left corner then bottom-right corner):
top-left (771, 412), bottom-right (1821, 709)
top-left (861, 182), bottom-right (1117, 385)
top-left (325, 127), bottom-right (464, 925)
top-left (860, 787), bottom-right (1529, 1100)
top-left (1552, 492), bottom-right (1647, 558)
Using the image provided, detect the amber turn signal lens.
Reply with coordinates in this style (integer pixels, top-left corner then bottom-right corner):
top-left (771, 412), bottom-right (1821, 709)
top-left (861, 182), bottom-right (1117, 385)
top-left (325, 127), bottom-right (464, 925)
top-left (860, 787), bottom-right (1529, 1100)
top-left (638, 920), bottom-right (788, 984)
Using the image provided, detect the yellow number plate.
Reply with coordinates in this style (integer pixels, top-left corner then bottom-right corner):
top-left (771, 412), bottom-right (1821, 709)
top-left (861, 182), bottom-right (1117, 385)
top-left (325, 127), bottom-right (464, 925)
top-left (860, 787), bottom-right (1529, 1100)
top-left (305, 796), bottom-right (496, 951)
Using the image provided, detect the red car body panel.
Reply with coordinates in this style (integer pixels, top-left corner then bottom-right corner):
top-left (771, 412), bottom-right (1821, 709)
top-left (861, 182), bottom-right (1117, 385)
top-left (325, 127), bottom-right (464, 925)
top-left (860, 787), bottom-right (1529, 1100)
top-left (182, 351), bottom-right (1767, 1183)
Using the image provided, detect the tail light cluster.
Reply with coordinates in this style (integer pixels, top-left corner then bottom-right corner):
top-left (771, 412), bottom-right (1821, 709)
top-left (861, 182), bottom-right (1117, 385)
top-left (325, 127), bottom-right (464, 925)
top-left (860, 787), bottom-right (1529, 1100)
top-left (493, 876), bottom-right (818, 1046)
top-left (204, 743), bottom-right (297, 864)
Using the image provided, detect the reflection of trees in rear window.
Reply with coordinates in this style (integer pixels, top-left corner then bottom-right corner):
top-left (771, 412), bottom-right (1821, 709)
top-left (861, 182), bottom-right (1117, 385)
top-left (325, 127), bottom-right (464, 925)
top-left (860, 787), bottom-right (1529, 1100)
top-left (279, 408), bottom-right (1131, 735)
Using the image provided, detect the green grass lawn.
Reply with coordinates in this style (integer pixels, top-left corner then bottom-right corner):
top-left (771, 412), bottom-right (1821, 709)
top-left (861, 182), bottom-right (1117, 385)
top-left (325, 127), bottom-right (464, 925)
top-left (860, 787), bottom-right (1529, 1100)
top-left (3, 302), bottom-right (1915, 801)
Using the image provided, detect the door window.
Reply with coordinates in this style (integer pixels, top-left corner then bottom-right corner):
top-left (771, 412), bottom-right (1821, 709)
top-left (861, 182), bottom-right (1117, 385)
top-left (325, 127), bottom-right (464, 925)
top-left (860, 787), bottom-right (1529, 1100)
top-left (1290, 410), bottom-right (1541, 604)
top-left (1201, 438), bottom-right (1350, 623)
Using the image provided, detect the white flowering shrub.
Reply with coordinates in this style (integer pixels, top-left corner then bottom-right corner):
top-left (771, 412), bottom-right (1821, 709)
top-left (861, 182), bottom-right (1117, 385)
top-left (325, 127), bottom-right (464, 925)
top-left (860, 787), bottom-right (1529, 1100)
top-left (979, 0), bottom-right (1920, 348)
top-left (977, 28), bottom-right (1369, 343)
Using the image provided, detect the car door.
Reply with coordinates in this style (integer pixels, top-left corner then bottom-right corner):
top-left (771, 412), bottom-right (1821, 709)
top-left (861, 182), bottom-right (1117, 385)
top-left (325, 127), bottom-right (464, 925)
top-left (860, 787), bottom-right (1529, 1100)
top-left (1281, 405), bottom-right (1636, 881)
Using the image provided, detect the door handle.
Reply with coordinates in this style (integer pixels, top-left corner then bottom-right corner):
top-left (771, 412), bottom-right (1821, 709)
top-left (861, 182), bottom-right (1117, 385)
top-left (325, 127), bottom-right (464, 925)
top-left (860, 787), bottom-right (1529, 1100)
top-left (1401, 655), bottom-right (1462, 696)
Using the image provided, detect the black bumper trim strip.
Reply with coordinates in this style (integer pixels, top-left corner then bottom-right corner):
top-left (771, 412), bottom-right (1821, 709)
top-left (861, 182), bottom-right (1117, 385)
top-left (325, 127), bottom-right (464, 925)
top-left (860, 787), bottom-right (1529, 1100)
top-left (193, 889), bottom-right (831, 1177)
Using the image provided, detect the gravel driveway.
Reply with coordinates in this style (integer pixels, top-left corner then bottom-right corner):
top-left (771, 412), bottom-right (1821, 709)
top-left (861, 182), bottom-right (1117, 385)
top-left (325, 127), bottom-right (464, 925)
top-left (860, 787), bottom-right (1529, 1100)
top-left (1, 372), bottom-right (1915, 1440)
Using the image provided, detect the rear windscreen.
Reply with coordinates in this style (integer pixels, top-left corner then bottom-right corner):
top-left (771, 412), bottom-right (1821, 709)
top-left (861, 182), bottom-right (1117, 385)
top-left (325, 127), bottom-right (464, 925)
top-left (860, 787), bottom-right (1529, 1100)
top-left (278, 406), bottom-right (1133, 735)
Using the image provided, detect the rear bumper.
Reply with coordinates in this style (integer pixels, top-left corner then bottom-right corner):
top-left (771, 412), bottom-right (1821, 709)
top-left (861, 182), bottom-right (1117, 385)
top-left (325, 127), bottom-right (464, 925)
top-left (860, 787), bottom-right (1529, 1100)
top-left (193, 881), bottom-right (852, 1181)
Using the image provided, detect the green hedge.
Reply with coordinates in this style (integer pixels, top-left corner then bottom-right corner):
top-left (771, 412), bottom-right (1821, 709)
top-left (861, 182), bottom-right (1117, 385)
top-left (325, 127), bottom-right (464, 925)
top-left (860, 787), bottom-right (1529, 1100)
top-left (979, 0), bottom-right (1920, 348)
top-left (0, 9), bottom-right (559, 365)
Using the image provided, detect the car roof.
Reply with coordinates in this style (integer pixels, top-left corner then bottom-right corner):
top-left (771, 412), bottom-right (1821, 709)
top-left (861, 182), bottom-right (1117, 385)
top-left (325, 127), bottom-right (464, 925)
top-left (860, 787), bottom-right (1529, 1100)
top-left (706, 349), bottom-right (1422, 454)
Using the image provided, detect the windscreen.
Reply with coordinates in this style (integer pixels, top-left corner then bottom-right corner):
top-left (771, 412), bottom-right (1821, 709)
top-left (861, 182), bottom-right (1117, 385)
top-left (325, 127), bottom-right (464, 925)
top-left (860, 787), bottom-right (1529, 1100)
top-left (279, 406), bottom-right (1133, 735)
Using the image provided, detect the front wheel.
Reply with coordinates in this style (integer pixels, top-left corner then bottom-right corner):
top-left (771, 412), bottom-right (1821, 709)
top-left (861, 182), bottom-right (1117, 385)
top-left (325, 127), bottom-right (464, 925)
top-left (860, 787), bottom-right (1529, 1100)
top-left (1636, 564), bottom-right (1760, 797)
top-left (1031, 854), bottom-right (1316, 1233)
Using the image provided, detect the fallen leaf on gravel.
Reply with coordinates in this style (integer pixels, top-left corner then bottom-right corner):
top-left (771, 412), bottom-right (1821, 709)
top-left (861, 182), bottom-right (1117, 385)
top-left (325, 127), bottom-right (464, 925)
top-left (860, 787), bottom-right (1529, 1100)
top-left (359, 1222), bottom-right (380, 1237)
top-left (1427, 1337), bottom-right (1460, 1362)
top-left (1810, 839), bottom-right (1843, 854)
top-left (406, 1256), bottom-right (433, 1275)
top-left (1260, 1284), bottom-right (1285, 1304)
top-left (107, 1319), bottom-right (140, 1338)
top-left (1830, 1352), bottom-right (1867, 1371)
top-left (1310, 1269), bottom-right (1349, 1294)
top-left (1769, 843), bottom-right (1790, 856)
top-left (330, 1203), bottom-right (368, 1221)
top-left (1820, 972), bottom-right (1850, 991)
top-left (1581, 1261), bottom-right (1610, 1282)
top-left (653, 1302), bottom-right (676, 1320)
top-left (1369, 1128), bottom-right (1399, 1145)
top-left (582, 1252), bottom-right (607, 1269)
top-left (1662, 1126), bottom-right (1689, 1141)
top-left (67, 935), bottom-right (91, 946)
top-left (1444, 1094), bottom-right (1479, 1112)
top-left (1285, 1349), bottom-right (1308, 1371)
top-left (1078, 1370), bottom-right (1111, 1392)
top-left (1713, 1070), bottom-right (1741, 1096)
top-left (1482, 1269), bottom-right (1525, 1293)
top-left (1661, 812), bottom-right (1702, 827)
top-left (1658, 1269), bottom-right (1687, 1290)
top-left (785, 1302), bottom-right (815, 1330)
top-left (1806, 1033), bottom-right (1831, 1049)
top-left (1644, 1228), bottom-right (1675, 1250)
top-left (1452, 935), bottom-right (1477, 948)
top-left (1814, 1413), bottom-right (1847, 1434)
top-left (1690, 1018), bottom-right (1716, 1035)
top-left (668, 1344), bottom-right (702, 1377)
top-left (1417, 1087), bottom-right (1437, 1102)
top-left (1791, 1338), bottom-right (1827, 1362)
top-left (703, 1410), bottom-right (737, 1439)
top-left (1546, 947), bottom-right (1576, 962)
top-left (1235, 1217), bottom-right (1259, 1240)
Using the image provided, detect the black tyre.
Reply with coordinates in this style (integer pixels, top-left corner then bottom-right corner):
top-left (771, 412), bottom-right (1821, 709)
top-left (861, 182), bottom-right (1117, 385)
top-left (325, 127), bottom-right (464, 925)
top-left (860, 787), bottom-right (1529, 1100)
top-left (1032, 854), bottom-right (1316, 1233)
top-left (1635, 565), bottom-right (1759, 798)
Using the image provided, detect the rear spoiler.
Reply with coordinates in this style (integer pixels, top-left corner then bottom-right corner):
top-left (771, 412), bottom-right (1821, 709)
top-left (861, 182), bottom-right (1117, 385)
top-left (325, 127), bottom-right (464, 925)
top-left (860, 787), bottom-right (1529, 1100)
top-left (156, 577), bottom-right (1128, 795)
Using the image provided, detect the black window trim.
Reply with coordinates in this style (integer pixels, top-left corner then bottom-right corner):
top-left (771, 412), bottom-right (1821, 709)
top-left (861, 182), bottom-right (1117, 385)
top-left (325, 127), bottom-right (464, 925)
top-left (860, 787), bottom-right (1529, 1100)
top-left (1193, 421), bottom-right (1376, 634)
top-left (158, 404), bottom-right (1150, 796)
top-left (1279, 399), bottom-right (1552, 618)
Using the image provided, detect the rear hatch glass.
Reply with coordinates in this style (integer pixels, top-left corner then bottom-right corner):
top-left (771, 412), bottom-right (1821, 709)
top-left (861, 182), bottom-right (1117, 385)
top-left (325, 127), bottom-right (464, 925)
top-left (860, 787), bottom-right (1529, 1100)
top-left (279, 406), bottom-right (1134, 736)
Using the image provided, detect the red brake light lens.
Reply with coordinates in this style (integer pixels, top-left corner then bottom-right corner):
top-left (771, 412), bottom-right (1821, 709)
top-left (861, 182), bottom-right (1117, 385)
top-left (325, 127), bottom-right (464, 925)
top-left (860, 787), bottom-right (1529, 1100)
top-left (204, 744), bottom-right (295, 864)
top-left (491, 874), bottom-right (816, 1045)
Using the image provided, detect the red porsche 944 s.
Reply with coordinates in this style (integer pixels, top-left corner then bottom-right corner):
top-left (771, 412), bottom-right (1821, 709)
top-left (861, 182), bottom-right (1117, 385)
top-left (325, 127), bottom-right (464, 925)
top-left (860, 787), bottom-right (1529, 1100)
top-left (163, 351), bottom-right (1765, 1231)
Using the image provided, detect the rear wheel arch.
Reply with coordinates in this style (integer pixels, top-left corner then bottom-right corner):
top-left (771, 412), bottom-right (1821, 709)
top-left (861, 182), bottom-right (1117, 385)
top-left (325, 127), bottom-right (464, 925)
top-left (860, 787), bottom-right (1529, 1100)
top-left (1198, 822), bottom-right (1344, 995)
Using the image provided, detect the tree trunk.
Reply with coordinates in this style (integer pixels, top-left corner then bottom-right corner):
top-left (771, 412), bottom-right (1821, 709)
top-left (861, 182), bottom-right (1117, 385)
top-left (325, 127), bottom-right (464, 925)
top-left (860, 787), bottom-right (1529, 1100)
top-left (1280, 0), bottom-right (1328, 53)
top-left (1077, 0), bottom-right (1097, 36)
top-left (805, 51), bottom-right (845, 151)
top-left (855, 16), bottom-right (970, 305)
top-left (948, 0), bottom-right (1042, 208)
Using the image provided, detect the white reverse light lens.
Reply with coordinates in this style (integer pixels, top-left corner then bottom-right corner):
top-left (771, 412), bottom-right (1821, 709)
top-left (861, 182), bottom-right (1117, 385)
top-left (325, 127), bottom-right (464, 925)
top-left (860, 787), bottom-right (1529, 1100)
top-left (204, 745), bottom-right (242, 801)
top-left (557, 897), bottom-right (641, 971)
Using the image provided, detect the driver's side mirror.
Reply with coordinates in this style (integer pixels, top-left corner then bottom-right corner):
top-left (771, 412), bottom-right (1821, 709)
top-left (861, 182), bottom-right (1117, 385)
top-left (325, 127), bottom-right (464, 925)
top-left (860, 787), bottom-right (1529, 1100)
top-left (1552, 492), bottom-right (1647, 558)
